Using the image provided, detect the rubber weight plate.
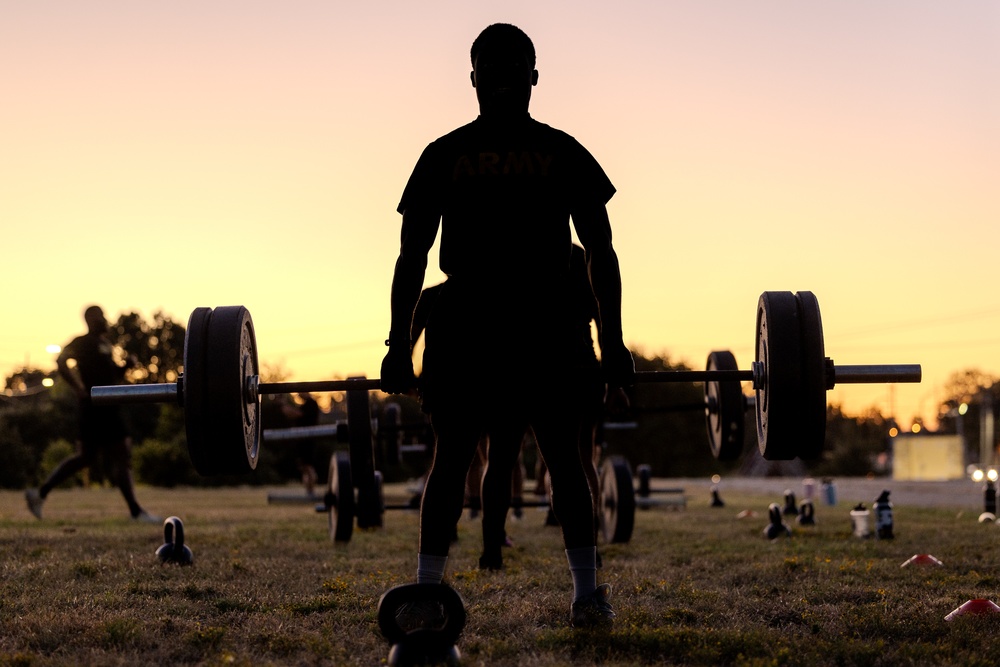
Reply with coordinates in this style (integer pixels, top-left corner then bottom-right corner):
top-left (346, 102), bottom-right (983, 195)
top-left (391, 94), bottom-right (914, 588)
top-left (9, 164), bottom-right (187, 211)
top-left (346, 386), bottom-right (381, 529)
top-left (183, 307), bottom-right (223, 476)
top-left (329, 451), bottom-right (355, 543)
top-left (755, 292), bottom-right (801, 460)
top-left (599, 456), bottom-right (636, 544)
top-left (204, 306), bottom-right (261, 475)
top-left (704, 350), bottom-right (745, 461)
top-left (795, 291), bottom-right (827, 460)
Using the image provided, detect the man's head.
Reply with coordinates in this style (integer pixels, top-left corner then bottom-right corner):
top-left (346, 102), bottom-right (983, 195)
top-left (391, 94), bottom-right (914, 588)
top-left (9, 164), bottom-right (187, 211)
top-left (83, 305), bottom-right (107, 334)
top-left (470, 23), bottom-right (538, 119)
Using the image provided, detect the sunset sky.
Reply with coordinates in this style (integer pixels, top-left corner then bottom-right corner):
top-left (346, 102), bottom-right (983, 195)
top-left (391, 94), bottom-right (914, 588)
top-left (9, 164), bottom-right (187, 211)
top-left (2, 2), bottom-right (998, 432)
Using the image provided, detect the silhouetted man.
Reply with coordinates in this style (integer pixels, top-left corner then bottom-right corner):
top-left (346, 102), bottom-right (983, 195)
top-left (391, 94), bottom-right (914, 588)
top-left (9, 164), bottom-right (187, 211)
top-left (26, 305), bottom-right (159, 522)
top-left (381, 23), bottom-right (633, 628)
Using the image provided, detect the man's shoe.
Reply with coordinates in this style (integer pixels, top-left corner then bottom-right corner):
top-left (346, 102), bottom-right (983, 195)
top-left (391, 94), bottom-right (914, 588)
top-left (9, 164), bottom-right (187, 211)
top-left (571, 583), bottom-right (615, 628)
top-left (25, 489), bottom-right (44, 520)
top-left (478, 550), bottom-right (503, 571)
top-left (132, 511), bottom-right (163, 524)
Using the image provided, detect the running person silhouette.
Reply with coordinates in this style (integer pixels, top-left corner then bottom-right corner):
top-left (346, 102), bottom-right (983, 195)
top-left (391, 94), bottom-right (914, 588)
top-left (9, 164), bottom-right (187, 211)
top-left (381, 23), bottom-right (633, 628)
top-left (26, 305), bottom-right (159, 522)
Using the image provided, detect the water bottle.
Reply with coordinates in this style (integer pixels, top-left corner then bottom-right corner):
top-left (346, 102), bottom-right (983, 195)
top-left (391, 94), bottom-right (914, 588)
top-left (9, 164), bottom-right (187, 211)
top-left (874, 490), bottom-right (894, 539)
top-left (822, 478), bottom-right (837, 506)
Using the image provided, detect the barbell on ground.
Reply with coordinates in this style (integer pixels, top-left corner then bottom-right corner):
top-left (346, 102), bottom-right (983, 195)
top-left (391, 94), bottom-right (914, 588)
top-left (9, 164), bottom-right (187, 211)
top-left (320, 450), bottom-right (571, 543)
top-left (320, 451), bottom-right (675, 546)
top-left (90, 293), bottom-right (921, 515)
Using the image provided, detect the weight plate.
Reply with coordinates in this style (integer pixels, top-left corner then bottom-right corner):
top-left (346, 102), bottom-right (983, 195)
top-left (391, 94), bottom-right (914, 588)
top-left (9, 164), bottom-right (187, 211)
top-left (347, 386), bottom-right (381, 529)
top-left (329, 451), bottom-right (355, 543)
top-left (795, 291), bottom-right (827, 460)
top-left (183, 307), bottom-right (222, 476)
top-left (203, 306), bottom-right (261, 475)
top-left (373, 470), bottom-right (385, 522)
top-left (755, 292), bottom-right (801, 460)
top-left (598, 456), bottom-right (635, 544)
top-left (704, 350), bottom-right (745, 461)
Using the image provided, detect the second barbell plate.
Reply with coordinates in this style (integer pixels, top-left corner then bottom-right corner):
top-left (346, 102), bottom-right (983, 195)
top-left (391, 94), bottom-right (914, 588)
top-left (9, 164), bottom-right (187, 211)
top-left (347, 387), bottom-right (382, 529)
top-left (329, 451), bottom-right (355, 543)
top-left (204, 306), bottom-right (261, 475)
top-left (183, 307), bottom-right (217, 475)
top-left (704, 350), bottom-right (745, 461)
top-left (598, 456), bottom-right (636, 544)
top-left (795, 291), bottom-right (827, 461)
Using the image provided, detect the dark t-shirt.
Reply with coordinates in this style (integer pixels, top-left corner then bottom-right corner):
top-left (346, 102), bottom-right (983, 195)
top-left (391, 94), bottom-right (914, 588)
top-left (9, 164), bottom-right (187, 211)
top-left (399, 116), bottom-right (614, 405)
top-left (60, 332), bottom-right (127, 390)
top-left (398, 115), bottom-right (615, 288)
top-left (59, 332), bottom-right (128, 442)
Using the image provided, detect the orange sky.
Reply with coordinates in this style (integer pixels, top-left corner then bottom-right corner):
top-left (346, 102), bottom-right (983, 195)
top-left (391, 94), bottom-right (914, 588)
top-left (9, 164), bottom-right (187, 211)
top-left (2, 2), bottom-right (998, 434)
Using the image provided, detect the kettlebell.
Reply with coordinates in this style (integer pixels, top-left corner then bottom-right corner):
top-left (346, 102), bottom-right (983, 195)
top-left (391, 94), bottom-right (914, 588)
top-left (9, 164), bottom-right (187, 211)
top-left (378, 583), bottom-right (466, 666)
top-left (763, 503), bottom-right (791, 540)
top-left (783, 490), bottom-right (799, 516)
top-left (797, 500), bottom-right (816, 526)
top-left (155, 516), bottom-right (193, 566)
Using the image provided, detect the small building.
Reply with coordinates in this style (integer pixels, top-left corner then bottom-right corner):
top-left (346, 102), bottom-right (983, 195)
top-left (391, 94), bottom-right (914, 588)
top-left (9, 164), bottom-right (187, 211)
top-left (891, 434), bottom-right (965, 481)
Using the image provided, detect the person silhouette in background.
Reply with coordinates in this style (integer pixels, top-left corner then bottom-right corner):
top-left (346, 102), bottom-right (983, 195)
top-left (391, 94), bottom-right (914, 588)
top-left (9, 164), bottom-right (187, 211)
top-left (294, 393), bottom-right (320, 497)
top-left (381, 23), bottom-right (633, 628)
top-left (25, 305), bottom-right (159, 523)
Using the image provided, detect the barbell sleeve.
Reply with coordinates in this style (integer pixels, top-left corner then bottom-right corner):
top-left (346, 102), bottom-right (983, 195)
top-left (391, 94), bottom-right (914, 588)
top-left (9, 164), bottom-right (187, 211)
top-left (828, 364), bottom-right (921, 385)
top-left (92, 383), bottom-right (179, 404)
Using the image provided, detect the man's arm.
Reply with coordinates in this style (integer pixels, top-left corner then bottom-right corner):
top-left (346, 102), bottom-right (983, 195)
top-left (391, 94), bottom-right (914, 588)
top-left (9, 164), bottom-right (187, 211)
top-left (56, 343), bottom-right (87, 399)
top-left (572, 203), bottom-right (634, 387)
top-left (381, 207), bottom-right (440, 393)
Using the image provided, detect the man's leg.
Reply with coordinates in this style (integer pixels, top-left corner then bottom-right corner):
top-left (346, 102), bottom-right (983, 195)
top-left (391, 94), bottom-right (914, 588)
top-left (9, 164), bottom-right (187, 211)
top-left (417, 407), bottom-right (482, 583)
top-left (106, 437), bottom-right (145, 518)
top-left (533, 405), bottom-right (614, 628)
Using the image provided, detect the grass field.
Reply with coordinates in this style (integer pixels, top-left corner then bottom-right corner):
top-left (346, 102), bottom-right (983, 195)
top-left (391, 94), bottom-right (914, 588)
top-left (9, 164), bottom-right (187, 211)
top-left (3, 480), bottom-right (1000, 666)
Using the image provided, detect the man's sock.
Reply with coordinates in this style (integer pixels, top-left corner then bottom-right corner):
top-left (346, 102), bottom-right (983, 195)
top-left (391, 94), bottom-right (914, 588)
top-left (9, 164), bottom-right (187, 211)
top-left (566, 546), bottom-right (597, 601)
top-left (416, 553), bottom-right (448, 584)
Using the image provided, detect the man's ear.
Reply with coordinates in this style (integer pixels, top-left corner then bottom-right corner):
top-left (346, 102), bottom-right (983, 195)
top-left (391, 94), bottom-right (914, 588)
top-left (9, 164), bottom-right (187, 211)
top-left (532, 69), bottom-right (539, 86)
top-left (470, 70), bottom-right (477, 88)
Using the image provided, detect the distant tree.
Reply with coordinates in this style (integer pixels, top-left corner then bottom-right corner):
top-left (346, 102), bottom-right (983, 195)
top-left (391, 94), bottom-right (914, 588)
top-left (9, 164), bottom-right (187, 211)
top-left (110, 310), bottom-right (185, 383)
top-left (936, 369), bottom-right (1000, 462)
top-left (810, 404), bottom-right (890, 477)
top-left (2, 367), bottom-right (55, 396)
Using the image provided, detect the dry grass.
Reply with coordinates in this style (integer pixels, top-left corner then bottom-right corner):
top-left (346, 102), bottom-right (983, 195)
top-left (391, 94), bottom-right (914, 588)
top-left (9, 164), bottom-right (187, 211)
top-left (3, 482), bottom-right (1000, 666)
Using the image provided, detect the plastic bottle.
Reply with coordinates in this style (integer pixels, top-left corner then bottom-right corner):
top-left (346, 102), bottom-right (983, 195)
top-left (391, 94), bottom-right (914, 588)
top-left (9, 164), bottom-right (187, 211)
top-left (874, 490), bottom-right (893, 539)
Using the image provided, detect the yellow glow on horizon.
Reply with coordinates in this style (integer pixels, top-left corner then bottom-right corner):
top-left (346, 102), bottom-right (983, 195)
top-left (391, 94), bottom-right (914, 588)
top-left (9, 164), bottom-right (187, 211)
top-left (1, 2), bottom-right (997, 435)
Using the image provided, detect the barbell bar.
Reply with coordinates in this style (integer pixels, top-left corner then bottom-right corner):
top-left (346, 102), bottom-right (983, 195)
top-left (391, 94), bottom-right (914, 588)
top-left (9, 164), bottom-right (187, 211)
top-left (90, 292), bottom-right (920, 478)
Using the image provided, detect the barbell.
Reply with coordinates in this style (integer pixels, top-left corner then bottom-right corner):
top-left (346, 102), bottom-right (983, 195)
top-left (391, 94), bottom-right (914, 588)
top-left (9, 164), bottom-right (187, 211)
top-left (90, 291), bottom-right (920, 497)
top-left (321, 451), bottom-right (573, 543)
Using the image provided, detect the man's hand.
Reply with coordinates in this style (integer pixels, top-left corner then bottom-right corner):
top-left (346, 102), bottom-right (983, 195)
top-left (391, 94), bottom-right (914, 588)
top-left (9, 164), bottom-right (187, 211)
top-left (601, 342), bottom-right (635, 389)
top-left (605, 385), bottom-right (630, 418)
top-left (380, 345), bottom-right (416, 395)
